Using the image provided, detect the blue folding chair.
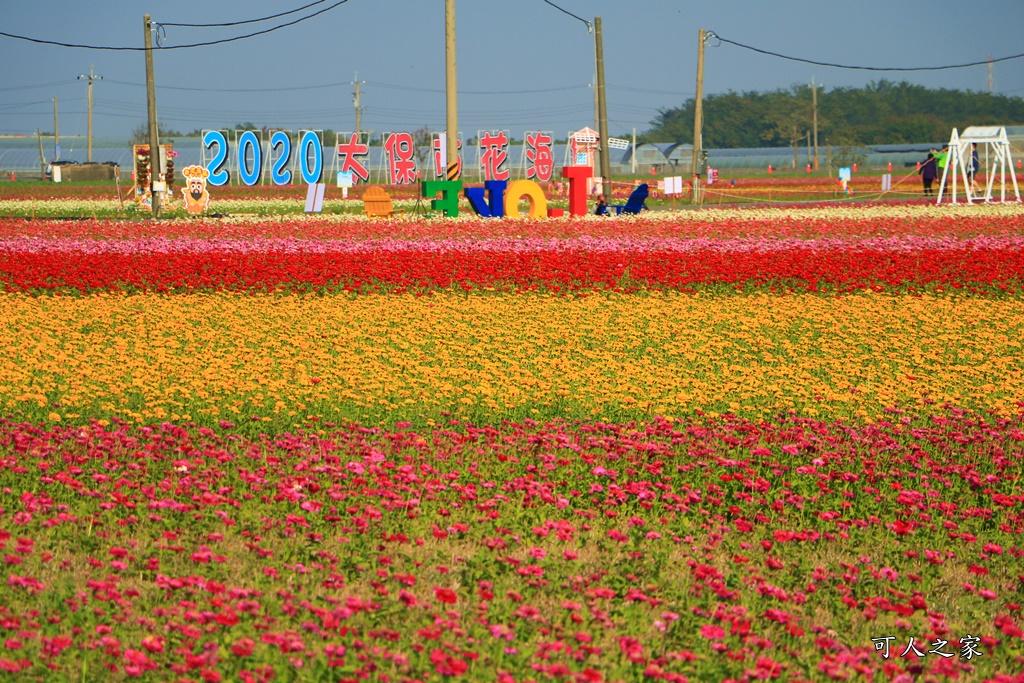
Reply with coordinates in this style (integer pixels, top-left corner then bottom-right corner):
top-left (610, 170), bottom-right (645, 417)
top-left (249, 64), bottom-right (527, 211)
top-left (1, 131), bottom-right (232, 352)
top-left (613, 183), bottom-right (649, 215)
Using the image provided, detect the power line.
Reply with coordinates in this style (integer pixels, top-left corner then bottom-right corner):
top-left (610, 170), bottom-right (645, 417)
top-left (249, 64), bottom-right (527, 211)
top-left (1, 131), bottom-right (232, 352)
top-left (608, 84), bottom-right (692, 96)
top-left (540, 0), bottom-right (591, 32)
top-left (0, 0), bottom-right (352, 51)
top-left (105, 78), bottom-right (353, 93)
top-left (0, 79), bottom-right (78, 92)
top-left (713, 33), bottom-right (1024, 72)
top-left (105, 77), bottom-right (590, 96)
top-left (366, 80), bottom-right (589, 96)
top-left (160, 0), bottom-right (332, 28)
top-left (0, 99), bottom-right (61, 110)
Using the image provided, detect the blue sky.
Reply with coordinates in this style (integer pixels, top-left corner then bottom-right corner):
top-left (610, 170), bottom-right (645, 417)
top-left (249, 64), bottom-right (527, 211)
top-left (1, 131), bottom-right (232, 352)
top-left (1, 0), bottom-right (1021, 140)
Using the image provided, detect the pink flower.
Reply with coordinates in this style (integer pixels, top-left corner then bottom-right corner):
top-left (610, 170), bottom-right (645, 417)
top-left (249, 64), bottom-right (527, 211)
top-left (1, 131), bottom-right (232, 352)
top-left (140, 636), bottom-right (164, 654)
top-left (700, 624), bottom-right (726, 640)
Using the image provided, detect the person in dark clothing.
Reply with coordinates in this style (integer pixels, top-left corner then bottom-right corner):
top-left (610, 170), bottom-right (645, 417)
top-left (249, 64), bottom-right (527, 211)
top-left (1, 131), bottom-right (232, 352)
top-left (968, 143), bottom-right (980, 194)
top-left (594, 194), bottom-right (609, 216)
top-left (919, 152), bottom-right (938, 196)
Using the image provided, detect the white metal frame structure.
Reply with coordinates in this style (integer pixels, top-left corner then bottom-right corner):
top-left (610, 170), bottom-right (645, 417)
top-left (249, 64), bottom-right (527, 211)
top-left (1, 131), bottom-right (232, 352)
top-left (232, 129), bottom-right (263, 186)
top-left (331, 131), bottom-right (372, 183)
top-left (516, 130), bottom-right (555, 181)
top-left (937, 126), bottom-right (1021, 204)
top-left (474, 129), bottom-right (512, 181)
top-left (263, 129), bottom-right (292, 185)
top-left (199, 129), bottom-right (231, 181)
top-left (291, 130), bottom-right (324, 183)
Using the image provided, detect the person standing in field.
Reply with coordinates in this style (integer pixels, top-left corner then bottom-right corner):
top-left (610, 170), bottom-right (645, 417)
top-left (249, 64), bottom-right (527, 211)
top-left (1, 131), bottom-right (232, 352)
top-left (968, 142), bottom-right (980, 194)
top-left (919, 152), bottom-right (938, 196)
top-left (933, 145), bottom-right (950, 179)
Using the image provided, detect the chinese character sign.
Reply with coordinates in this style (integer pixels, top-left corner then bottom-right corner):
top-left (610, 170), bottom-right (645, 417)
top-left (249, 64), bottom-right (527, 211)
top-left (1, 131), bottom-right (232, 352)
top-left (433, 134), bottom-right (463, 178)
top-left (383, 132), bottom-right (418, 185)
top-left (872, 635), bottom-right (983, 660)
top-left (479, 130), bottom-right (510, 181)
top-left (524, 131), bottom-right (553, 182)
top-left (337, 132), bottom-right (370, 183)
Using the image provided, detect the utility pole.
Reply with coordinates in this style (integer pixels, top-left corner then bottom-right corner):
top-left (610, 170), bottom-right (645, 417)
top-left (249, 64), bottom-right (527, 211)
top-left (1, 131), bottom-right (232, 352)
top-left (631, 127), bottom-right (637, 175)
top-left (77, 65), bottom-right (102, 163)
top-left (444, 0), bottom-right (459, 180)
top-left (811, 78), bottom-right (819, 170)
top-left (594, 16), bottom-right (611, 194)
top-left (691, 28), bottom-right (706, 204)
top-left (792, 125), bottom-right (798, 169)
top-left (37, 129), bottom-right (45, 180)
top-left (592, 73), bottom-right (599, 172)
top-left (144, 15), bottom-right (161, 217)
top-left (53, 97), bottom-right (59, 160)
top-left (352, 72), bottom-right (364, 137)
top-left (988, 55), bottom-right (994, 93)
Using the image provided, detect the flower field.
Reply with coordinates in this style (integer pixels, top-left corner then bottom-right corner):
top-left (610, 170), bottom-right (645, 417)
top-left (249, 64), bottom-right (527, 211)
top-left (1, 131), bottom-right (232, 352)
top-left (1, 197), bottom-right (1023, 681)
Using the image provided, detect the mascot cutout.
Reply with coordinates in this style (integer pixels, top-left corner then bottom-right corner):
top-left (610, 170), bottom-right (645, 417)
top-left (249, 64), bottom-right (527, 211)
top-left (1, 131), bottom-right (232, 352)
top-left (181, 165), bottom-right (211, 214)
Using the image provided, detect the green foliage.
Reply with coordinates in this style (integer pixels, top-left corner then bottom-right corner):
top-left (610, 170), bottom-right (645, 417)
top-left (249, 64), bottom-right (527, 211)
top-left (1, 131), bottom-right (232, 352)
top-left (641, 80), bottom-right (1024, 147)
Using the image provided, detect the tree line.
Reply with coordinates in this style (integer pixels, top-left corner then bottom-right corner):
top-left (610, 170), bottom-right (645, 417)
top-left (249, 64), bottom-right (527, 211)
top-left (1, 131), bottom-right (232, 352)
top-left (638, 80), bottom-right (1024, 149)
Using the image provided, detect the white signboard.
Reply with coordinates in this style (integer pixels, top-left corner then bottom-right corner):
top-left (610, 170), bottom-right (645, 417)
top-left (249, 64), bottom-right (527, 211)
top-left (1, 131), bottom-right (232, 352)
top-left (663, 176), bottom-right (683, 195)
top-left (838, 167), bottom-right (852, 181)
top-left (707, 168), bottom-right (718, 185)
top-left (607, 137), bottom-right (630, 150)
top-left (337, 171), bottom-right (354, 188)
top-left (304, 183), bottom-right (326, 213)
top-left (437, 132), bottom-right (447, 168)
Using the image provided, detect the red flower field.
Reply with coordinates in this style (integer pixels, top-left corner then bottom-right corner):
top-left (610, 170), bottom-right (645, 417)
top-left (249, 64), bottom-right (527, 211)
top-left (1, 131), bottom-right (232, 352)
top-left (1, 411), bottom-right (1022, 681)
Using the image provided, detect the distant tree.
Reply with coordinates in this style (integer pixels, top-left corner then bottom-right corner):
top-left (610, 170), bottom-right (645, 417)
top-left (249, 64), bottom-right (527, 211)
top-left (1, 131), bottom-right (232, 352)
top-left (641, 80), bottom-right (1024, 148)
top-left (760, 87), bottom-right (816, 167)
top-left (828, 129), bottom-right (869, 169)
top-left (131, 122), bottom-right (183, 144)
top-left (412, 126), bottom-right (433, 167)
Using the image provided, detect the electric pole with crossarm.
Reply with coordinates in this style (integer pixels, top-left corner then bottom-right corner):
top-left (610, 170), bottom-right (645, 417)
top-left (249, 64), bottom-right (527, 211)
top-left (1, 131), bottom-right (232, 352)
top-left (77, 65), bottom-right (102, 163)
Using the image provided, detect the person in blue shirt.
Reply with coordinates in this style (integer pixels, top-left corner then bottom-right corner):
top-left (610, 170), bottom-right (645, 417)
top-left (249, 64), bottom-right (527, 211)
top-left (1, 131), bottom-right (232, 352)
top-left (594, 194), bottom-right (609, 216)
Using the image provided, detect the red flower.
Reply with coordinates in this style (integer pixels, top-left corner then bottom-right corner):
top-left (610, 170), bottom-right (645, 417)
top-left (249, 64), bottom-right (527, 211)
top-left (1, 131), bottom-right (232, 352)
top-left (231, 638), bottom-right (255, 657)
top-left (434, 587), bottom-right (457, 604)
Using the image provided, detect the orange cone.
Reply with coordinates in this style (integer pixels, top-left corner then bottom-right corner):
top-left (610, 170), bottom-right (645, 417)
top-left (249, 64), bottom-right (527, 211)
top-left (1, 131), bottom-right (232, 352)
top-left (9, 171), bottom-right (14, 181)
top-left (887, 161), bottom-right (893, 172)
top-left (767, 164), bottom-right (773, 174)
top-left (806, 164), bottom-right (812, 173)
top-left (853, 163), bottom-right (858, 173)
